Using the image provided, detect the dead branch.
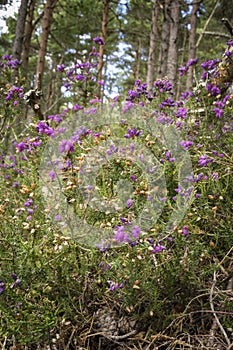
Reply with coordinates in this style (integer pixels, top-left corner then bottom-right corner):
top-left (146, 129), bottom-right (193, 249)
top-left (209, 271), bottom-right (231, 346)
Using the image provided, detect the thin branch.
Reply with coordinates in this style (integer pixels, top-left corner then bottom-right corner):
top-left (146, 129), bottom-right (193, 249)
top-left (196, 0), bottom-right (219, 48)
top-left (209, 271), bottom-right (231, 346)
top-left (202, 31), bottom-right (231, 39)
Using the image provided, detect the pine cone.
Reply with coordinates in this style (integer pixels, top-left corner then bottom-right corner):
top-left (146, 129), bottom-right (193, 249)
top-left (95, 307), bottom-right (137, 339)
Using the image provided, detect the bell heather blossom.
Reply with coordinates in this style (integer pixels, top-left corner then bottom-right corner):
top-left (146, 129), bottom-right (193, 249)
top-left (59, 139), bottom-right (74, 153)
top-left (37, 121), bottom-right (54, 137)
top-left (16, 142), bottom-right (29, 152)
top-left (152, 245), bottom-right (166, 253)
top-left (126, 198), bottom-right (134, 208)
top-left (180, 140), bottom-right (193, 150)
top-left (124, 127), bottom-right (141, 138)
top-left (114, 226), bottom-right (129, 243)
top-left (93, 36), bottom-right (104, 45)
top-left (108, 280), bottom-right (125, 291)
top-left (131, 226), bottom-right (140, 239)
top-left (0, 280), bottom-right (6, 294)
top-left (57, 63), bottom-right (65, 71)
top-left (182, 225), bottom-right (189, 236)
top-left (198, 154), bottom-right (213, 167)
top-left (213, 107), bottom-right (223, 118)
top-left (122, 101), bottom-right (134, 113)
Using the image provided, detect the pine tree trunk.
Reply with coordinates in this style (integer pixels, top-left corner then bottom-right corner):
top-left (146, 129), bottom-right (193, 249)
top-left (176, 25), bottom-right (187, 99)
top-left (22, 0), bottom-right (37, 72)
top-left (186, 0), bottom-right (200, 91)
top-left (35, 0), bottom-right (57, 90)
top-left (146, 0), bottom-right (160, 92)
top-left (157, 0), bottom-right (172, 79)
top-left (133, 37), bottom-right (141, 81)
top-left (167, 0), bottom-right (180, 94)
top-left (98, 0), bottom-right (110, 97)
top-left (12, 0), bottom-right (29, 61)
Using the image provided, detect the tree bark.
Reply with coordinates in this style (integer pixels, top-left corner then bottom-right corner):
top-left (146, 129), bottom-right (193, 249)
top-left (12, 0), bottom-right (29, 61)
top-left (157, 0), bottom-right (172, 79)
top-left (35, 0), bottom-right (57, 90)
top-left (133, 37), bottom-right (141, 81)
top-left (98, 0), bottom-right (110, 97)
top-left (22, 0), bottom-right (37, 72)
top-left (186, 0), bottom-right (200, 91)
top-left (167, 0), bottom-right (180, 94)
top-left (146, 0), bottom-right (160, 93)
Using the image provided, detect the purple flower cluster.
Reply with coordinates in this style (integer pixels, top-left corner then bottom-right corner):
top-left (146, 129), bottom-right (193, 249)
top-left (114, 225), bottom-right (141, 243)
top-left (15, 137), bottom-right (42, 153)
top-left (0, 273), bottom-right (21, 295)
top-left (0, 55), bottom-right (21, 70)
top-left (37, 121), bottom-right (54, 137)
top-left (179, 57), bottom-right (198, 76)
top-left (93, 36), bottom-right (104, 45)
top-left (180, 140), bottom-right (194, 150)
top-left (124, 127), bottom-right (141, 138)
top-left (154, 79), bottom-right (173, 93)
top-left (5, 86), bottom-right (24, 102)
top-left (60, 139), bottom-right (74, 153)
top-left (108, 280), bottom-right (125, 291)
top-left (198, 154), bottom-right (213, 167)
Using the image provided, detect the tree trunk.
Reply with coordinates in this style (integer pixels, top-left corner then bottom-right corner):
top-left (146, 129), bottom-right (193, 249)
top-left (35, 0), bottom-right (57, 90)
top-left (186, 0), bottom-right (200, 91)
top-left (12, 0), bottom-right (29, 61)
top-left (146, 0), bottom-right (160, 93)
top-left (133, 37), bottom-right (141, 81)
top-left (98, 0), bottom-right (110, 97)
top-left (22, 0), bottom-right (37, 72)
top-left (176, 24), bottom-right (187, 99)
top-left (157, 0), bottom-right (172, 79)
top-left (167, 0), bottom-right (180, 94)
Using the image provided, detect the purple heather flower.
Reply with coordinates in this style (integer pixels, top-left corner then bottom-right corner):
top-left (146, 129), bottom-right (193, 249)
top-left (59, 139), bottom-right (74, 153)
top-left (11, 278), bottom-right (21, 289)
top-left (187, 57), bottom-right (198, 66)
top-left (48, 171), bottom-right (56, 180)
top-left (126, 198), bottom-right (134, 208)
top-left (16, 142), bottom-right (28, 152)
top-left (180, 140), bottom-right (194, 150)
top-left (76, 74), bottom-right (86, 81)
top-left (0, 280), bottom-right (6, 295)
top-left (114, 226), bottom-right (129, 243)
top-left (57, 64), bottom-right (65, 71)
top-left (182, 225), bottom-right (189, 236)
top-left (131, 226), bottom-right (140, 239)
top-left (175, 107), bottom-right (187, 119)
top-left (84, 107), bottom-right (97, 115)
top-left (124, 127), bottom-right (141, 138)
top-left (93, 36), bottom-right (104, 45)
top-left (24, 198), bottom-right (33, 207)
top-left (54, 215), bottom-right (61, 221)
top-left (195, 193), bottom-right (201, 198)
top-left (198, 154), bottom-right (213, 167)
top-left (178, 65), bottom-right (187, 76)
top-left (152, 245), bottom-right (166, 253)
top-left (122, 101), bottom-right (134, 113)
top-left (224, 50), bottom-right (232, 57)
top-left (37, 121), bottom-right (54, 136)
top-left (213, 107), bottom-right (223, 118)
top-left (73, 103), bottom-right (84, 111)
top-left (130, 175), bottom-right (137, 181)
